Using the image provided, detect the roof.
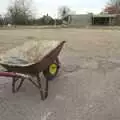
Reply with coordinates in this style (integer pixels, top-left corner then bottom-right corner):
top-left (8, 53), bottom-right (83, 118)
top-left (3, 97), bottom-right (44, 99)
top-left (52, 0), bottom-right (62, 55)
top-left (93, 14), bottom-right (117, 18)
top-left (62, 13), bottom-right (93, 19)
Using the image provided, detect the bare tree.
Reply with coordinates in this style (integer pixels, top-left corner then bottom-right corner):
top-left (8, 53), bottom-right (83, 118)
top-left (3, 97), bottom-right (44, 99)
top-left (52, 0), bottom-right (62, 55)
top-left (7, 0), bottom-right (33, 25)
top-left (104, 0), bottom-right (120, 14)
top-left (58, 6), bottom-right (71, 19)
top-left (108, 0), bottom-right (120, 5)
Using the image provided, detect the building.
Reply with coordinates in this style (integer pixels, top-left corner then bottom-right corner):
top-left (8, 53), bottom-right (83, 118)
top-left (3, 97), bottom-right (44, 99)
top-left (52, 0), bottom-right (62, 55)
top-left (63, 13), bottom-right (92, 27)
top-left (63, 13), bottom-right (120, 26)
top-left (92, 14), bottom-right (117, 25)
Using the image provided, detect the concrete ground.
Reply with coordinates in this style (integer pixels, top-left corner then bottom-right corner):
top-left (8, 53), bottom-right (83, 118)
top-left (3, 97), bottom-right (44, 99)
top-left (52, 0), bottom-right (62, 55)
top-left (0, 28), bottom-right (120, 120)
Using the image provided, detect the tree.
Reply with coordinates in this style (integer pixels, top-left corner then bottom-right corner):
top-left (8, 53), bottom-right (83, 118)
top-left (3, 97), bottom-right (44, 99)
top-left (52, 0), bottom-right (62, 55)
top-left (58, 6), bottom-right (71, 19)
top-left (7, 0), bottom-right (33, 25)
top-left (104, 0), bottom-right (120, 14)
top-left (108, 0), bottom-right (120, 5)
top-left (42, 14), bottom-right (54, 25)
top-left (0, 15), bottom-right (3, 26)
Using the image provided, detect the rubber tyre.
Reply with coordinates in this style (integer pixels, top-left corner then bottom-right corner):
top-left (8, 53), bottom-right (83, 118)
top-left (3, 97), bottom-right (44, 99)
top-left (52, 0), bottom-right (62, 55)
top-left (43, 63), bottom-right (60, 81)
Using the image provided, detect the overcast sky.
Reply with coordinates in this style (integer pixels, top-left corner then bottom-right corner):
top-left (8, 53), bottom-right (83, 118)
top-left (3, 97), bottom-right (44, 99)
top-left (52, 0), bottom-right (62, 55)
top-left (0, 0), bottom-right (108, 18)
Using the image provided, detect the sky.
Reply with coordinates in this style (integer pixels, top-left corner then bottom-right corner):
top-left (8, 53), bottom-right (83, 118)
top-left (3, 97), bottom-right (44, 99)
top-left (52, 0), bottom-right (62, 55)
top-left (0, 0), bottom-right (108, 18)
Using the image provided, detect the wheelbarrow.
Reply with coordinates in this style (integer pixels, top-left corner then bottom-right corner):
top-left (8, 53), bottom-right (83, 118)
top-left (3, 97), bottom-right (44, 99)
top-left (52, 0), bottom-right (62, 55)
top-left (0, 40), bottom-right (66, 100)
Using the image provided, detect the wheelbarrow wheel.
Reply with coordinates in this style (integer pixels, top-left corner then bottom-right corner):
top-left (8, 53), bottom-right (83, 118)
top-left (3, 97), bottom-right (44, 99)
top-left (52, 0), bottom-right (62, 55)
top-left (12, 77), bottom-right (24, 93)
top-left (43, 62), bottom-right (60, 81)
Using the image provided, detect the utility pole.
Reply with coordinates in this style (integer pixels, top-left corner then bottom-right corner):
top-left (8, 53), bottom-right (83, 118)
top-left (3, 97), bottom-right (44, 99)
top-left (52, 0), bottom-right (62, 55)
top-left (54, 19), bottom-right (56, 27)
top-left (54, 14), bottom-right (57, 28)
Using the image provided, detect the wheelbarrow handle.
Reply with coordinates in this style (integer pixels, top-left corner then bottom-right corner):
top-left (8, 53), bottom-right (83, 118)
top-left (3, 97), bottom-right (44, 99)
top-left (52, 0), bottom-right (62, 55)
top-left (0, 72), bottom-right (16, 77)
top-left (0, 72), bottom-right (30, 78)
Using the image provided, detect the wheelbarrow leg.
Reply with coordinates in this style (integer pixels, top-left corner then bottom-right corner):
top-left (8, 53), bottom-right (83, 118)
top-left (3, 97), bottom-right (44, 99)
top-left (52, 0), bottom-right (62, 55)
top-left (12, 77), bottom-right (25, 93)
top-left (56, 57), bottom-right (60, 65)
top-left (56, 57), bottom-right (61, 69)
top-left (36, 73), bottom-right (48, 100)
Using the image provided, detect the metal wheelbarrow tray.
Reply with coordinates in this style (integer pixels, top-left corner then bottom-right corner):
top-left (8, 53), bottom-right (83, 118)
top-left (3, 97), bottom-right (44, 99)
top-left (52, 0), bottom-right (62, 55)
top-left (0, 40), bottom-right (66, 100)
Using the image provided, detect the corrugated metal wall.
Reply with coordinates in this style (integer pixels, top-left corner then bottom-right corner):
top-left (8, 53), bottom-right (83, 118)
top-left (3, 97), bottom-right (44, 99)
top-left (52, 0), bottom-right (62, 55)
top-left (70, 14), bottom-right (92, 26)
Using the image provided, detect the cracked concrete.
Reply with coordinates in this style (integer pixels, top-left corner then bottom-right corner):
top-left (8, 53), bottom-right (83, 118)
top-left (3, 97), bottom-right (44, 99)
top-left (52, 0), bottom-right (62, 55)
top-left (0, 28), bottom-right (120, 120)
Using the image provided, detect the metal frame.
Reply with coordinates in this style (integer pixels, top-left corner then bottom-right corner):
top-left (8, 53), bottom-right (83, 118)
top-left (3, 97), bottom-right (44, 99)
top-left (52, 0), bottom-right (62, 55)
top-left (0, 41), bottom-right (66, 100)
top-left (12, 72), bottom-right (48, 100)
